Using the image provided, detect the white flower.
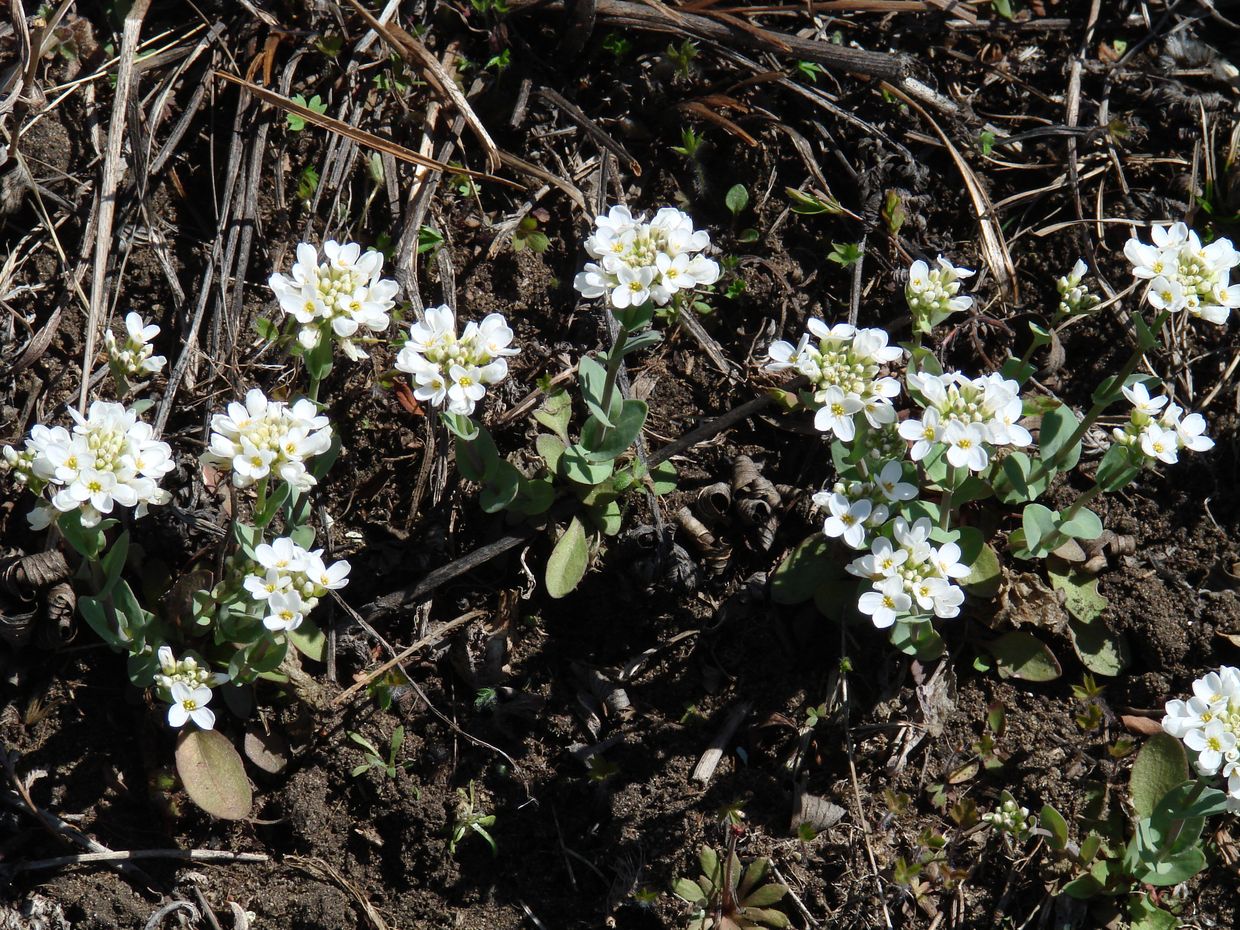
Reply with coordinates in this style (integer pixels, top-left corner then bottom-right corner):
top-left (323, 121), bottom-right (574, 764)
top-left (394, 306), bottom-right (518, 417)
top-left (875, 460), bottom-right (917, 502)
top-left (104, 311), bottom-right (166, 379)
top-left (1122, 382), bottom-right (1167, 418)
top-left (1056, 259), bottom-right (1098, 318)
top-left (167, 682), bottom-right (216, 730)
top-left (905, 256), bottom-right (974, 330)
top-left (857, 576), bottom-right (911, 629)
top-left (1138, 423), bottom-right (1178, 464)
top-left (766, 321), bottom-right (904, 437)
top-left (269, 240), bottom-right (399, 360)
top-left (813, 386), bottom-right (863, 440)
top-left (574, 205), bottom-right (718, 310)
top-left (821, 494), bottom-right (872, 550)
top-left (942, 420), bottom-right (989, 471)
top-left (1125, 225), bottom-right (1238, 325)
top-left (849, 518), bottom-right (968, 628)
top-left (203, 388), bottom-right (332, 491)
top-left (1186, 721), bottom-right (1236, 776)
top-left (9, 401), bottom-right (174, 529)
top-left (264, 590), bottom-right (306, 633)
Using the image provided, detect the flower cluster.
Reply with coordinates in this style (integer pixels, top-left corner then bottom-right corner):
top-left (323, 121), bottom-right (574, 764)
top-left (900, 371), bottom-right (1030, 473)
top-left (983, 797), bottom-right (1035, 839)
top-left (847, 517), bottom-right (968, 628)
top-left (155, 645), bottom-right (229, 729)
top-left (1056, 259), bottom-right (1099, 318)
top-left (2, 401), bottom-right (174, 529)
top-left (905, 257), bottom-right (974, 331)
top-left (813, 461), bottom-right (917, 550)
top-left (573, 205), bottom-right (720, 309)
top-left (1111, 382), bottom-right (1213, 466)
top-left (394, 305), bottom-right (518, 416)
top-left (1124, 223), bottom-right (1239, 325)
top-left (204, 389), bottom-right (332, 491)
top-left (241, 537), bottom-right (350, 633)
top-left (104, 312), bottom-right (166, 380)
top-left (269, 240), bottom-right (399, 360)
top-left (1162, 666), bottom-right (1240, 809)
top-left (766, 321), bottom-right (903, 440)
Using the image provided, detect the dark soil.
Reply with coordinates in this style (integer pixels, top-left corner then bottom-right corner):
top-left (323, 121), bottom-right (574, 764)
top-left (3, 2), bottom-right (1240, 929)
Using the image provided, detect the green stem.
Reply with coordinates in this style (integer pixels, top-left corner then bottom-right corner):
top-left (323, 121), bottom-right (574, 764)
top-left (939, 464), bottom-right (960, 530)
top-left (1030, 309), bottom-right (1170, 483)
top-left (1060, 482), bottom-right (1102, 524)
top-left (308, 374), bottom-right (322, 404)
top-left (594, 324), bottom-right (630, 447)
top-left (254, 476), bottom-right (269, 526)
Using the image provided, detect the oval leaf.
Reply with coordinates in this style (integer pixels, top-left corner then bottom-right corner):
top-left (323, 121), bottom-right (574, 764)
top-left (988, 631), bottom-right (1062, 682)
top-left (546, 517), bottom-right (590, 599)
top-left (1129, 733), bottom-right (1188, 821)
top-left (176, 729), bottom-right (253, 820)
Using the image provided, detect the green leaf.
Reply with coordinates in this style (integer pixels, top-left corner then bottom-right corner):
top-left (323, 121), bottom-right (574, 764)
top-left (1061, 873), bottom-right (1104, 900)
top-left (739, 908), bottom-right (791, 928)
top-left (993, 451), bottom-right (1048, 505)
top-left (58, 508), bottom-right (107, 560)
top-left (1041, 804), bottom-right (1069, 851)
top-left (532, 390), bottom-right (571, 442)
top-left (1135, 846), bottom-right (1207, 886)
top-left (1130, 734), bottom-right (1189, 820)
top-left (1049, 567), bottom-right (1109, 623)
top-left (699, 846), bottom-right (720, 887)
top-left (545, 517), bottom-right (590, 598)
top-left (175, 729), bottom-right (253, 820)
top-left (889, 620), bottom-right (945, 659)
top-left (1128, 896), bottom-right (1179, 930)
top-left (79, 596), bottom-right (123, 649)
top-left (480, 460), bottom-right (522, 513)
top-left (233, 522), bottom-right (263, 560)
top-left (580, 399), bottom-right (647, 463)
top-left (99, 529), bottom-right (130, 596)
top-left (988, 631), bottom-right (1062, 682)
top-left (456, 429), bottom-right (501, 483)
top-left (1068, 617), bottom-right (1130, 676)
top-left (961, 543), bottom-right (1002, 597)
top-left (1096, 443), bottom-right (1142, 492)
top-left (288, 617), bottom-right (325, 662)
top-left (509, 476), bottom-right (555, 517)
top-left (1039, 403), bottom-right (1081, 472)
top-left (1021, 503), bottom-right (1059, 554)
top-left (535, 433), bottom-right (566, 473)
top-left (559, 444), bottom-right (614, 486)
top-left (771, 536), bottom-right (835, 605)
top-left (672, 878), bottom-right (707, 906)
top-left (725, 183), bottom-right (749, 216)
top-left (1058, 507), bottom-right (1102, 541)
top-left (254, 316), bottom-right (280, 342)
top-left (585, 496), bottom-right (623, 536)
top-left (578, 355), bottom-right (617, 425)
top-left (742, 883), bottom-right (787, 907)
top-left (739, 858), bottom-right (769, 898)
top-left (304, 332), bottom-right (333, 382)
top-left (254, 481), bottom-right (291, 527)
top-left (650, 460), bottom-right (677, 495)
top-left (621, 330), bottom-right (663, 356)
top-left (441, 411), bottom-right (480, 441)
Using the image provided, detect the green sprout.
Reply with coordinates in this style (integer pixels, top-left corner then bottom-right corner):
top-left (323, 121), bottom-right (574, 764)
top-left (450, 781), bottom-right (498, 856)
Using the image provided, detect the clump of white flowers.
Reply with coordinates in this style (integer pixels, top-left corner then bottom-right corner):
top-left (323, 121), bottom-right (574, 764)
top-left (899, 371), bottom-right (1030, 473)
top-left (104, 311), bottom-right (166, 380)
top-left (394, 304), bottom-right (518, 416)
top-left (155, 645), bottom-right (227, 691)
top-left (847, 517), bottom-right (967, 628)
top-left (268, 240), bottom-right (399, 360)
top-left (203, 389), bottom-right (333, 491)
top-left (2, 401), bottom-right (174, 529)
top-left (240, 536), bottom-right (350, 633)
top-left (1056, 259), bottom-right (1099, 318)
top-left (1111, 382), bottom-right (1213, 466)
top-left (983, 797), bottom-right (1035, 839)
top-left (765, 321), bottom-right (903, 440)
top-left (905, 256), bottom-right (974, 332)
top-left (1162, 666), bottom-right (1240, 810)
top-left (1124, 223), bottom-right (1239, 325)
top-left (573, 205), bottom-right (720, 309)
top-left (813, 461), bottom-right (917, 550)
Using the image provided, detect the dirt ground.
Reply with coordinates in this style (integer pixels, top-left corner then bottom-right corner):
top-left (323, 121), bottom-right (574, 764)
top-left (3, 1), bottom-right (1240, 928)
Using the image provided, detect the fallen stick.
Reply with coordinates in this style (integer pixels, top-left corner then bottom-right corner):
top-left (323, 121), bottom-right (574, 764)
top-left (692, 701), bottom-right (752, 785)
top-left (2, 848), bottom-right (269, 879)
top-left (506, 0), bottom-right (910, 81)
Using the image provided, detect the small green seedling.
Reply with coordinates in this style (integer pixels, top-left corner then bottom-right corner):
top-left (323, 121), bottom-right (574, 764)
top-left (348, 726), bottom-right (409, 779)
top-left (673, 844), bottom-right (790, 930)
top-left (450, 781), bottom-right (498, 856)
top-left (287, 94), bottom-right (327, 132)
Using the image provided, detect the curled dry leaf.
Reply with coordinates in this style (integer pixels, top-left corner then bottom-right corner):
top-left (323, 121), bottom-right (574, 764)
top-left (991, 570), bottom-right (1068, 634)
